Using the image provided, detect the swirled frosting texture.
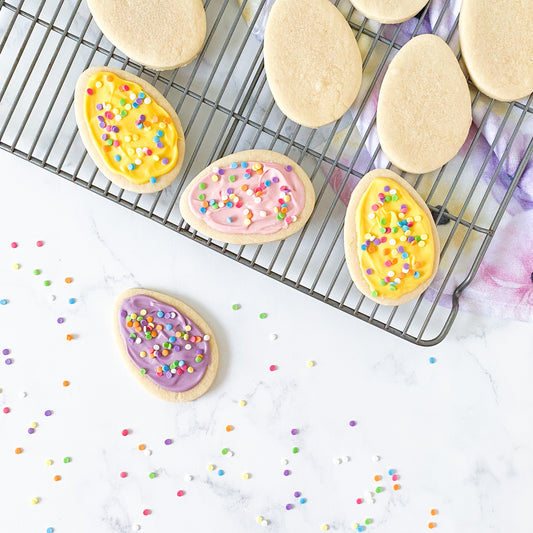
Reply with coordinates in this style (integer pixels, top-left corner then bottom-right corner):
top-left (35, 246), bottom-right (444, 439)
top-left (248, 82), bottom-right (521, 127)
top-left (83, 71), bottom-right (179, 184)
top-left (355, 177), bottom-right (435, 299)
top-left (188, 161), bottom-right (305, 234)
top-left (118, 294), bottom-right (211, 393)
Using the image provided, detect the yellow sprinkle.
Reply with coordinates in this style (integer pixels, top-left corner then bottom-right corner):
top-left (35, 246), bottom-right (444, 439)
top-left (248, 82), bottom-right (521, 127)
top-left (212, 174), bottom-right (219, 182)
top-left (187, 367), bottom-right (194, 373)
top-left (125, 135), bottom-right (132, 142)
top-left (400, 236), bottom-right (407, 242)
top-left (30, 422), bottom-right (37, 429)
top-left (207, 464), bottom-right (215, 471)
top-left (256, 516), bottom-right (264, 523)
top-left (405, 230), bottom-right (411, 236)
top-left (132, 134), bottom-right (139, 141)
top-left (391, 249), bottom-right (398, 257)
top-left (158, 122), bottom-right (166, 128)
top-left (140, 309), bottom-right (147, 316)
top-left (153, 155), bottom-right (160, 161)
top-left (140, 351), bottom-right (147, 358)
top-left (131, 313), bottom-right (137, 320)
top-left (419, 241), bottom-right (426, 247)
top-left (398, 212), bottom-right (405, 219)
top-left (352, 524), bottom-right (359, 530)
top-left (239, 400), bottom-right (247, 407)
top-left (242, 473), bottom-right (250, 480)
top-left (414, 215), bottom-right (422, 222)
top-left (127, 148), bottom-right (135, 156)
top-left (95, 81), bottom-right (102, 88)
top-left (30, 497), bottom-right (39, 505)
top-left (307, 360), bottom-right (316, 367)
top-left (421, 234), bottom-right (428, 240)
top-left (184, 325), bottom-right (192, 332)
top-left (321, 525), bottom-right (330, 531)
top-left (13, 263), bottom-right (20, 270)
top-left (244, 219), bottom-right (252, 226)
top-left (45, 459), bottom-right (53, 466)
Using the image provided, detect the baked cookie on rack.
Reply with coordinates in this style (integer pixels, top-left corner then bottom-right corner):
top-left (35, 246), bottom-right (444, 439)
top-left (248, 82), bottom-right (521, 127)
top-left (179, 150), bottom-right (315, 245)
top-left (87, 0), bottom-right (206, 70)
top-left (348, 0), bottom-right (429, 24)
top-left (115, 288), bottom-right (219, 402)
top-left (344, 169), bottom-right (440, 305)
top-left (74, 66), bottom-right (185, 193)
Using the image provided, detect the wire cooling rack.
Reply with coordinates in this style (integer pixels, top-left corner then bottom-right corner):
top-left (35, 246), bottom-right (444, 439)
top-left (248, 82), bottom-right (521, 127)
top-left (1, 0), bottom-right (532, 345)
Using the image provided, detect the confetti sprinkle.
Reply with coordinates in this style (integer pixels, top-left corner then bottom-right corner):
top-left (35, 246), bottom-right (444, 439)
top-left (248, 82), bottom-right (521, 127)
top-left (0, 299), bottom-right (8, 305)
top-left (63, 457), bottom-right (71, 464)
top-left (177, 490), bottom-right (185, 497)
top-left (164, 438), bottom-right (172, 445)
top-left (429, 357), bottom-right (436, 364)
top-left (33, 269), bottom-right (41, 275)
top-left (306, 360), bottom-right (316, 367)
top-left (62, 380), bottom-right (70, 387)
top-left (239, 400), bottom-right (247, 407)
top-left (283, 469), bottom-right (291, 476)
top-left (15, 447), bottom-right (22, 454)
top-left (226, 425), bottom-right (234, 432)
top-left (242, 473), bottom-right (250, 480)
top-left (10, 242), bottom-right (17, 248)
top-left (36, 240), bottom-right (44, 247)
top-left (142, 509), bottom-right (151, 516)
top-left (269, 365), bottom-right (277, 372)
top-left (349, 420), bottom-right (357, 427)
top-left (65, 277), bottom-right (73, 284)
top-left (120, 472), bottom-right (128, 478)
top-left (232, 303), bottom-right (240, 310)
top-left (430, 509), bottom-right (438, 516)
top-left (68, 298), bottom-right (76, 304)
top-left (122, 429), bottom-right (130, 436)
top-left (259, 312), bottom-right (267, 319)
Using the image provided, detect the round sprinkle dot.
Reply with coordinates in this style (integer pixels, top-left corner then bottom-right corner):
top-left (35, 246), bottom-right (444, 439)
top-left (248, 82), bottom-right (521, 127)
top-left (393, 484), bottom-right (400, 490)
top-left (13, 263), bottom-right (20, 270)
top-left (63, 457), bottom-right (71, 464)
top-left (270, 333), bottom-right (278, 341)
top-left (36, 240), bottom-right (44, 247)
top-left (207, 464), bottom-right (215, 471)
top-left (185, 474), bottom-right (193, 481)
top-left (5, 358), bottom-right (12, 365)
top-left (291, 428), bottom-right (298, 435)
top-left (2, 349), bottom-right (9, 355)
top-left (65, 277), bottom-right (73, 284)
top-left (46, 459), bottom-right (53, 466)
top-left (286, 504), bottom-right (293, 510)
top-left (430, 509), bottom-right (438, 516)
top-left (120, 472), bottom-right (128, 478)
top-left (281, 459), bottom-right (288, 465)
top-left (164, 438), bottom-right (172, 445)
top-left (256, 516), bottom-right (264, 523)
top-left (149, 472), bottom-right (156, 479)
top-left (177, 490), bottom-right (185, 497)
top-left (53, 475), bottom-right (61, 482)
top-left (321, 525), bottom-right (330, 531)
top-left (43, 280), bottom-right (51, 286)
top-left (2, 407), bottom-right (9, 414)
top-left (33, 269), bottom-right (41, 275)
top-left (68, 298), bottom-right (76, 304)
top-left (269, 365), bottom-right (277, 371)
top-left (47, 528), bottom-right (54, 533)
top-left (122, 429), bottom-right (129, 436)
top-left (0, 299), bottom-right (8, 305)
top-left (428, 523), bottom-right (436, 529)
top-left (376, 486), bottom-right (383, 493)
top-left (388, 469), bottom-right (395, 475)
top-left (292, 447), bottom-right (299, 454)
top-left (283, 469), bottom-right (290, 476)
top-left (333, 457), bottom-right (341, 465)
top-left (142, 509), bottom-right (151, 516)
top-left (232, 303), bottom-right (240, 310)
top-left (259, 312), bottom-right (267, 319)
top-left (429, 357), bottom-right (436, 364)
top-left (138, 444), bottom-right (145, 451)
top-left (372, 455), bottom-right (381, 462)
top-left (132, 526), bottom-right (140, 532)
top-left (242, 473), bottom-right (250, 480)
top-left (349, 420), bottom-right (357, 427)
top-left (10, 242), bottom-right (17, 248)
top-left (307, 360), bottom-right (315, 367)
top-left (15, 447), bottom-right (22, 454)
top-left (217, 469), bottom-right (224, 476)
top-left (356, 498), bottom-right (363, 504)
top-left (30, 498), bottom-right (39, 505)
top-left (365, 519), bottom-right (372, 525)
top-left (57, 317), bottom-right (64, 324)
top-left (239, 400), bottom-right (247, 407)
top-left (374, 475), bottom-right (381, 482)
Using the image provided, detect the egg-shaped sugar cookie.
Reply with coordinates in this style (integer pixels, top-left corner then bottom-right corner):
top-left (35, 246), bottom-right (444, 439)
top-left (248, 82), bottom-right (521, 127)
top-left (377, 34), bottom-right (472, 174)
top-left (344, 169), bottom-right (440, 305)
top-left (459, 0), bottom-right (533, 102)
top-left (87, 0), bottom-right (206, 70)
top-left (179, 150), bottom-right (315, 245)
top-left (74, 66), bottom-right (185, 194)
top-left (115, 289), bottom-right (219, 402)
top-left (349, 0), bottom-right (429, 24)
top-left (264, 0), bottom-right (362, 129)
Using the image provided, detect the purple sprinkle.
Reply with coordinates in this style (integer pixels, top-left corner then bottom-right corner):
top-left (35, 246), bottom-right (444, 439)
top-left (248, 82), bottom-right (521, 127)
top-left (365, 269), bottom-right (372, 275)
top-left (44, 410), bottom-right (52, 417)
top-left (384, 186), bottom-right (390, 192)
top-left (285, 165), bottom-right (292, 172)
top-left (398, 246), bottom-right (405, 253)
top-left (218, 168), bottom-right (224, 175)
top-left (174, 346), bottom-right (181, 352)
top-left (227, 188), bottom-right (233, 194)
top-left (161, 158), bottom-right (169, 165)
top-left (164, 312), bottom-right (171, 319)
top-left (98, 122), bottom-right (106, 129)
top-left (373, 238), bottom-right (381, 246)
top-left (272, 177), bottom-right (279, 183)
top-left (165, 371), bottom-right (172, 379)
top-left (139, 114), bottom-right (146, 122)
top-left (196, 349), bottom-right (203, 355)
top-left (283, 470), bottom-right (290, 476)
top-left (5, 358), bottom-right (12, 365)
top-left (96, 103), bottom-right (103, 110)
top-left (57, 317), bottom-right (64, 324)
top-left (401, 204), bottom-right (407, 209)
top-left (349, 420), bottom-right (356, 427)
top-left (407, 236), bottom-right (414, 242)
top-left (294, 491), bottom-right (301, 498)
top-left (121, 310), bottom-right (127, 318)
top-left (140, 320), bottom-right (147, 326)
top-left (286, 504), bottom-right (293, 510)
top-left (157, 142), bottom-right (164, 149)
top-left (97, 115), bottom-right (104, 121)
top-left (28, 427), bottom-right (35, 434)
top-left (365, 239), bottom-right (371, 246)
top-left (101, 134), bottom-right (108, 141)
top-left (164, 438), bottom-right (172, 445)
top-left (291, 428), bottom-right (298, 436)
top-left (2, 349), bottom-right (9, 356)
top-left (403, 263), bottom-right (410, 269)
top-left (128, 338), bottom-right (135, 344)
top-left (136, 98), bottom-right (143, 104)
top-left (112, 126), bottom-right (119, 133)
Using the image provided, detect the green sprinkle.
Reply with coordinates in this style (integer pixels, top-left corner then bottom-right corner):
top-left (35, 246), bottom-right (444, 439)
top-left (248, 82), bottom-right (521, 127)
top-left (379, 227), bottom-right (386, 233)
top-left (392, 227), bottom-right (399, 233)
top-left (292, 447), bottom-right (299, 454)
top-left (385, 195), bottom-right (391, 202)
top-left (198, 194), bottom-right (205, 200)
top-left (380, 218), bottom-right (387, 225)
top-left (33, 269), bottom-right (41, 275)
top-left (221, 448), bottom-right (228, 455)
top-left (129, 333), bottom-right (136, 339)
top-left (149, 472), bottom-right (157, 479)
top-left (390, 285), bottom-right (397, 291)
top-left (120, 110), bottom-right (127, 117)
top-left (140, 369), bottom-right (146, 375)
top-left (365, 519), bottom-right (372, 525)
top-left (371, 290), bottom-right (378, 297)
top-left (392, 194), bottom-right (398, 201)
top-left (376, 486), bottom-right (383, 493)
top-left (195, 356), bottom-right (202, 363)
top-left (145, 334), bottom-right (152, 340)
top-left (232, 303), bottom-right (240, 310)
top-left (212, 204), bottom-right (219, 210)
top-left (229, 175), bottom-right (236, 182)
top-left (415, 236), bottom-right (421, 242)
top-left (199, 183), bottom-right (207, 190)
top-left (63, 457), bottom-right (71, 464)
top-left (379, 280), bottom-right (386, 286)
top-left (259, 313), bottom-right (267, 319)
top-left (119, 98), bottom-right (126, 106)
top-left (106, 139), bottom-right (113, 146)
top-left (43, 280), bottom-right (51, 286)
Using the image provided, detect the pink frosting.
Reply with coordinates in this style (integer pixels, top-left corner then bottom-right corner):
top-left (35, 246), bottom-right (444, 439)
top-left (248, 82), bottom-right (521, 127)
top-left (188, 160), bottom-right (306, 234)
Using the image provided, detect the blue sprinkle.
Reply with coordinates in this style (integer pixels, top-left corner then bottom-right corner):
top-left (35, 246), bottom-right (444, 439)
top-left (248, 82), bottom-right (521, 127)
top-left (388, 469), bottom-right (395, 475)
top-left (299, 498), bottom-right (306, 504)
top-left (138, 92), bottom-right (145, 98)
top-left (150, 177), bottom-right (157, 183)
top-left (265, 180), bottom-right (271, 186)
top-left (157, 311), bottom-right (164, 318)
top-left (127, 163), bottom-right (135, 171)
top-left (114, 155), bottom-right (121, 162)
top-left (0, 299), bottom-right (7, 305)
top-left (135, 122), bottom-right (143, 129)
top-left (240, 161), bottom-right (248, 168)
top-left (153, 136), bottom-right (160, 143)
top-left (226, 202), bottom-right (233, 208)
top-left (244, 173), bottom-right (251, 179)
top-left (178, 360), bottom-right (185, 367)
top-left (227, 217), bottom-right (232, 223)
top-left (68, 298), bottom-right (76, 304)
top-left (169, 336), bottom-right (176, 343)
top-left (132, 102), bottom-right (139, 109)
top-left (162, 365), bottom-right (169, 371)
top-left (429, 357), bottom-right (436, 364)
top-left (217, 469), bottom-right (224, 476)
top-left (47, 529), bottom-right (54, 533)
top-left (200, 207), bottom-right (207, 214)
top-left (157, 130), bottom-right (164, 137)
top-left (414, 272), bottom-right (420, 279)
top-left (165, 324), bottom-right (172, 330)
top-left (231, 162), bottom-right (238, 168)
top-left (357, 527), bottom-right (364, 532)
top-left (401, 252), bottom-right (408, 259)
top-left (361, 244), bottom-right (367, 251)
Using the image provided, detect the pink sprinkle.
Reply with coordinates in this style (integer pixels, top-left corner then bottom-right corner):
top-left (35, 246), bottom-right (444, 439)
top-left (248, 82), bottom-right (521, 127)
top-left (236, 202), bottom-right (243, 208)
top-left (10, 242), bottom-right (17, 248)
top-left (113, 140), bottom-right (120, 147)
top-left (269, 365), bottom-right (277, 372)
top-left (356, 498), bottom-right (363, 504)
top-left (371, 204), bottom-right (379, 211)
top-left (123, 85), bottom-right (129, 91)
top-left (36, 240), bottom-right (44, 247)
top-left (120, 471), bottom-right (128, 478)
top-left (177, 490), bottom-right (185, 497)
top-left (392, 474), bottom-right (399, 481)
top-left (384, 277), bottom-right (391, 283)
top-left (121, 429), bottom-right (129, 436)
top-left (380, 237), bottom-right (387, 243)
top-left (86, 88), bottom-right (93, 95)
top-left (142, 509), bottom-right (151, 516)
top-left (385, 261), bottom-right (392, 267)
top-left (146, 149), bottom-right (152, 156)
top-left (3, 407), bottom-right (10, 414)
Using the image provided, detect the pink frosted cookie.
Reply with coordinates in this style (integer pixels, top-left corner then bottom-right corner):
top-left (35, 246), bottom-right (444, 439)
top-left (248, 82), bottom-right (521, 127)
top-left (114, 289), bottom-right (219, 401)
top-left (179, 150), bottom-right (315, 245)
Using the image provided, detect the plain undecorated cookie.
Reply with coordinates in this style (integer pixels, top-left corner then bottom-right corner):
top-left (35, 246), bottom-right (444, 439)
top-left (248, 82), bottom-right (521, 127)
top-left (74, 66), bottom-right (185, 194)
top-left (114, 289), bottom-right (219, 402)
top-left (377, 34), bottom-right (472, 174)
top-left (349, 0), bottom-right (429, 24)
top-left (179, 150), bottom-right (315, 245)
top-left (264, 0), bottom-right (362, 128)
top-left (87, 0), bottom-right (206, 70)
top-left (459, 0), bottom-right (533, 102)
top-left (344, 169), bottom-right (440, 306)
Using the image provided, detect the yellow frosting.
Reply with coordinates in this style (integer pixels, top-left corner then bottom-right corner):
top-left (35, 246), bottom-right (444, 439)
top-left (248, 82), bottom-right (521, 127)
top-left (83, 71), bottom-right (179, 184)
top-left (355, 177), bottom-right (435, 299)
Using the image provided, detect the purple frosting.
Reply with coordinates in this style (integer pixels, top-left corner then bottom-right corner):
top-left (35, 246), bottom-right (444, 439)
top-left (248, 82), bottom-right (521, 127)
top-left (118, 294), bottom-right (211, 393)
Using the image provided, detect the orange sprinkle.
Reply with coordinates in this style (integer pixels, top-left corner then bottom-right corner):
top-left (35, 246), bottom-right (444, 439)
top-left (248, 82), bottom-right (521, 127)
top-left (162, 349), bottom-right (169, 356)
top-left (201, 201), bottom-right (208, 208)
top-left (383, 248), bottom-right (390, 255)
top-left (65, 277), bottom-right (73, 284)
top-left (126, 321), bottom-right (133, 328)
top-left (102, 145), bottom-right (111, 152)
top-left (147, 316), bottom-right (153, 323)
top-left (15, 447), bottom-right (22, 455)
top-left (281, 207), bottom-right (288, 214)
top-left (415, 262), bottom-right (421, 268)
top-left (138, 444), bottom-right (146, 451)
top-left (62, 380), bottom-right (70, 387)
top-left (133, 321), bottom-right (140, 327)
top-left (164, 117), bottom-right (171, 124)
top-left (149, 353), bottom-right (156, 359)
top-left (135, 326), bottom-right (142, 333)
top-left (106, 75), bottom-right (114, 82)
top-left (157, 366), bottom-right (162, 372)
top-left (225, 425), bottom-right (234, 432)
top-left (428, 523), bottom-right (435, 529)
top-left (256, 168), bottom-right (263, 175)
top-left (156, 324), bottom-right (163, 331)
top-left (66, 334), bottom-right (73, 341)
top-left (391, 258), bottom-right (398, 265)
top-left (393, 484), bottom-right (400, 490)
top-left (152, 116), bottom-right (159, 123)
top-left (53, 475), bottom-right (61, 482)
top-left (246, 212), bottom-right (253, 219)
top-left (241, 185), bottom-right (248, 191)
top-left (430, 510), bottom-right (438, 516)
top-left (398, 273), bottom-right (406, 279)
top-left (374, 475), bottom-right (381, 482)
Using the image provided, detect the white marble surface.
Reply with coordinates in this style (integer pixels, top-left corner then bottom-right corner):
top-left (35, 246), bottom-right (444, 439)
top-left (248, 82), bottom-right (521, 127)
top-left (0, 150), bottom-right (532, 533)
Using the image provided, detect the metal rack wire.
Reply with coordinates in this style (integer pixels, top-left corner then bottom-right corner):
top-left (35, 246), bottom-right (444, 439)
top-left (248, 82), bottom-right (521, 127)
top-left (1, 0), bottom-right (532, 345)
